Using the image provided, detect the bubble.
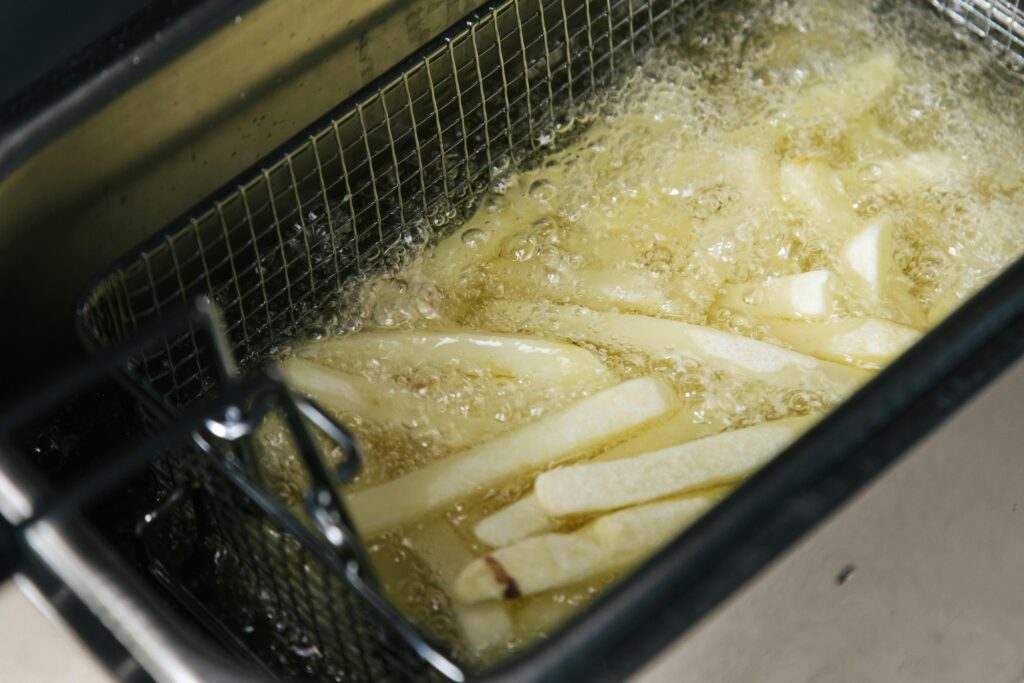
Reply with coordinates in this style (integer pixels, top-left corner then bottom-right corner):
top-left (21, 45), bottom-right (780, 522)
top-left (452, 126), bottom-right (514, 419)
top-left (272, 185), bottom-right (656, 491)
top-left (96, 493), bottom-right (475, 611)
top-left (858, 163), bottom-right (883, 183)
top-left (264, 0), bottom-right (1024, 660)
top-left (501, 232), bottom-right (538, 261)
top-left (460, 228), bottom-right (488, 248)
top-left (553, 113), bottom-right (575, 134)
top-left (528, 178), bottom-right (558, 201)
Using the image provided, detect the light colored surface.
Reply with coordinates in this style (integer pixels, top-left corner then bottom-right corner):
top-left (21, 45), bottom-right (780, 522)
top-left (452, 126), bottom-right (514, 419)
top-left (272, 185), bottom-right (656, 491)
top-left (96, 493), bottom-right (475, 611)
top-left (634, 355), bottom-right (1024, 683)
top-left (0, 579), bottom-right (112, 683)
top-left (3, 357), bottom-right (1024, 682)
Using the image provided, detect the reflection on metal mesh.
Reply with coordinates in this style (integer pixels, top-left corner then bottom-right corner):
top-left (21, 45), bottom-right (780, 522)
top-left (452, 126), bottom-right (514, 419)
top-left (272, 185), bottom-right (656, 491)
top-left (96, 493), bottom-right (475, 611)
top-left (929, 0), bottom-right (1024, 68)
top-left (77, 0), bottom-right (1024, 680)
top-left (80, 1), bottom-right (715, 679)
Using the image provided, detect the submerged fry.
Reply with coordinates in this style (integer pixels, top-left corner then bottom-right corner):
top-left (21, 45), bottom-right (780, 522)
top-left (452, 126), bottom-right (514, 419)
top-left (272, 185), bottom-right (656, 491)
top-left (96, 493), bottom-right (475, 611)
top-left (454, 495), bottom-right (714, 603)
top-left (296, 329), bottom-right (615, 388)
top-left (717, 270), bottom-right (838, 321)
top-left (840, 219), bottom-right (927, 327)
top-left (763, 317), bottom-right (921, 368)
top-left (473, 409), bottom-right (722, 547)
top-left (534, 416), bottom-right (815, 517)
top-left (404, 520), bottom-right (512, 658)
top-left (281, 357), bottom-right (508, 450)
top-left (348, 377), bottom-right (679, 535)
top-left (480, 301), bottom-right (871, 395)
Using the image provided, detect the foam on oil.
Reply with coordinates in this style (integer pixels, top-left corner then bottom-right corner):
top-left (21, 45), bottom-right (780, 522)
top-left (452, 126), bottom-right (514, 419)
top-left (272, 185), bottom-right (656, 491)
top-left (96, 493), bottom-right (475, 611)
top-left (257, 0), bottom-right (1024, 665)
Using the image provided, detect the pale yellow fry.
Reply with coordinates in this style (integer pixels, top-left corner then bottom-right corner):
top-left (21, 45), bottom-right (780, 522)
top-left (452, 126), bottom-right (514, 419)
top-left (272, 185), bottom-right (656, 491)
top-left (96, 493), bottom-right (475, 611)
top-left (535, 416), bottom-right (815, 517)
top-left (420, 179), bottom-right (553, 290)
top-left (480, 301), bottom-right (871, 395)
top-left (840, 218), bottom-right (927, 327)
top-left (473, 409), bottom-right (723, 547)
top-left (763, 317), bottom-right (921, 369)
top-left (348, 377), bottom-right (679, 535)
top-left (513, 595), bottom-right (577, 640)
top-left (454, 496), bottom-right (714, 604)
top-left (281, 357), bottom-right (507, 450)
top-left (843, 151), bottom-right (956, 195)
top-left (789, 51), bottom-right (899, 120)
top-left (296, 329), bottom-right (615, 388)
top-left (404, 520), bottom-right (512, 658)
top-left (780, 159), bottom-right (858, 231)
top-left (717, 270), bottom-right (838, 321)
top-left (474, 494), bottom-right (554, 550)
top-left (486, 260), bottom-right (678, 316)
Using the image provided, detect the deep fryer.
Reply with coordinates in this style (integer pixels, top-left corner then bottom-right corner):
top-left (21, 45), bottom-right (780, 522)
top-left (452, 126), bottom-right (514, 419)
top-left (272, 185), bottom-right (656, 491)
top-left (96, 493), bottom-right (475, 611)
top-left (2, 1), bottom-right (1024, 681)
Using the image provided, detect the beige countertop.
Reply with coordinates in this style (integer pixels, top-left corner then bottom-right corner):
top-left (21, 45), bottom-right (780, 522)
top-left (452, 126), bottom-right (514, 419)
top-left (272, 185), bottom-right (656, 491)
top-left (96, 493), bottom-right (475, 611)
top-left (0, 578), bottom-right (110, 683)
top-left (5, 356), bottom-right (1024, 683)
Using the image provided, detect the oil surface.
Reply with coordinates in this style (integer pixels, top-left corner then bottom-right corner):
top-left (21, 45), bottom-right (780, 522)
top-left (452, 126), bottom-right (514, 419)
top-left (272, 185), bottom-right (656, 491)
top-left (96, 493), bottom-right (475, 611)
top-left (259, 0), bottom-right (1024, 666)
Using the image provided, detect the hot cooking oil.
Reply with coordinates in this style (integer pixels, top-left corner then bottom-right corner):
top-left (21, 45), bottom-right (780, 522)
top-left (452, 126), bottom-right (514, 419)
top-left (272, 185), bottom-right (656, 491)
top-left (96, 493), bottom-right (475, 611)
top-left (256, 0), bottom-right (1024, 663)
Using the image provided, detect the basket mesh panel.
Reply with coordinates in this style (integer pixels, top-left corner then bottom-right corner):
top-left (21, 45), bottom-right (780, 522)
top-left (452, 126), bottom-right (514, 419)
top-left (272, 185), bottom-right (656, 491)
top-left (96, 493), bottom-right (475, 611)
top-left (79, 0), bottom-right (717, 679)
top-left (77, 0), bottom-right (1024, 680)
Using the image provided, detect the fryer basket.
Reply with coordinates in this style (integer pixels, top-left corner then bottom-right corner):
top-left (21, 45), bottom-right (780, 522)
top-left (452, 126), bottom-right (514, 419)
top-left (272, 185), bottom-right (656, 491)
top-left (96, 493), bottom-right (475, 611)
top-left (74, 0), bottom-right (1024, 681)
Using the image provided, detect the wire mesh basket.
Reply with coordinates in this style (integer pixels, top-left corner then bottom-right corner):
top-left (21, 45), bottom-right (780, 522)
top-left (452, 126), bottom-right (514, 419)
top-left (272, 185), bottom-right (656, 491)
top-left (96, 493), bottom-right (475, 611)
top-left (76, 0), bottom-right (1024, 681)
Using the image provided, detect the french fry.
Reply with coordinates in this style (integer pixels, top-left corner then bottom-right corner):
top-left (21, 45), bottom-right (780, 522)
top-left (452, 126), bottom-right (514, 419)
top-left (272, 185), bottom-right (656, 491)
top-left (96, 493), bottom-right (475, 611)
top-left (789, 52), bottom-right (899, 120)
top-left (485, 260), bottom-right (679, 316)
top-left (454, 495), bottom-right (714, 603)
top-left (348, 377), bottom-right (679, 535)
top-left (281, 357), bottom-right (507, 450)
top-left (847, 151), bottom-right (956, 195)
top-left (480, 301), bottom-right (871, 395)
top-left (763, 317), bottom-right (921, 369)
top-left (473, 410), bottom-right (722, 547)
top-left (721, 146), bottom-right (779, 207)
top-left (534, 416), bottom-right (815, 517)
top-left (403, 520), bottom-right (512, 658)
top-left (420, 180), bottom-right (554, 290)
top-left (780, 159), bottom-right (858, 230)
top-left (840, 218), bottom-right (889, 294)
top-left (840, 218), bottom-right (927, 327)
top-left (926, 286), bottom-right (967, 326)
top-left (473, 494), bottom-right (554, 549)
top-left (716, 270), bottom-right (838, 321)
top-left (512, 595), bottom-right (577, 639)
top-left (295, 329), bottom-right (615, 389)
top-left (456, 603), bottom-right (513, 656)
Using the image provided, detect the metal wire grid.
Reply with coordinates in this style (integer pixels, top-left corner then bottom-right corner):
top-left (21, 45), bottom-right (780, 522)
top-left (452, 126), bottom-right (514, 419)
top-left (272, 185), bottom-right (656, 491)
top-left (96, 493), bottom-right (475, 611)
top-left (80, 0), bottom-right (714, 409)
top-left (71, 0), bottom-right (1024, 680)
top-left (183, 452), bottom-right (432, 682)
top-left (928, 0), bottom-right (1024, 66)
top-left (78, 0), bottom-right (713, 680)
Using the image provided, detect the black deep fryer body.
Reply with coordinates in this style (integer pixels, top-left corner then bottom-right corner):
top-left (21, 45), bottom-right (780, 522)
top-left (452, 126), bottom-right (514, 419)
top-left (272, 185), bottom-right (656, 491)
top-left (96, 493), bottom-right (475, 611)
top-left (3, 1), bottom-right (1024, 682)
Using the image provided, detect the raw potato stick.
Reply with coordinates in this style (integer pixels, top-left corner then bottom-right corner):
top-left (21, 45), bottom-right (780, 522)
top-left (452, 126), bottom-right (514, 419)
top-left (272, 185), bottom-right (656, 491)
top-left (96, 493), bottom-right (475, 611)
top-left (842, 151), bottom-right (956, 195)
top-left (296, 329), bottom-right (614, 388)
top-left (535, 416), bottom-right (815, 517)
top-left (840, 219), bottom-right (927, 327)
top-left (404, 521), bottom-right (512, 658)
top-left (789, 52), bottom-right (899, 120)
top-left (281, 357), bottom-right (507, 450)
top-left (486, 260), bottom-right (678, 316)
top-left (717, 270), bottom-right (838, 321)
top-left (348, 377), bottom-right (679, 535)
top-left (780, 159), bottom-right (859, 231)
top-left (512, 595), bottom-right (577, 639)
top-left (481, 301), bottom-right (871, 395)
top-left (763, 317), bottom-right (921, 369)
top-left (454, 495), bottom-right (714, 603)
top-left (473, 494), bottom-right (553, 549)
top-left (473, 410), bottom-right (723, 547)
